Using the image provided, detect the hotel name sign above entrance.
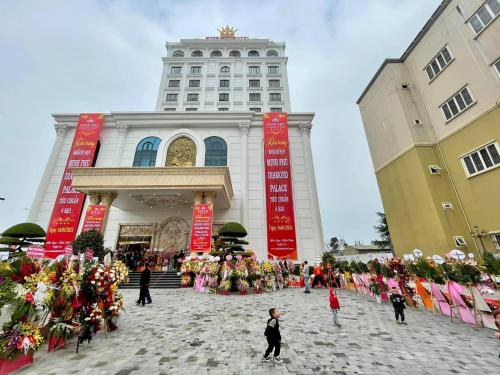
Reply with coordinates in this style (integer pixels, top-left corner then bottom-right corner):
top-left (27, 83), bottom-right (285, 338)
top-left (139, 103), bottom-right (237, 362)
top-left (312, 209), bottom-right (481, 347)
top-left (206, 26), bottom-right (249, 40)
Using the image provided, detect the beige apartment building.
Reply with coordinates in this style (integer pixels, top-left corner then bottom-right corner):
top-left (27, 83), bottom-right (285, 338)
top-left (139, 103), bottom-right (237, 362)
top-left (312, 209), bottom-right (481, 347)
top-left (357, 0), bottom-right (500, 258)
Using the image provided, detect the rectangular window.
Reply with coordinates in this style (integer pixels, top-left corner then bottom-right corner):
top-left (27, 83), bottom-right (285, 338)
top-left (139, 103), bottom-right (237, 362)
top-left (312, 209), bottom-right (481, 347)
top-left (440, 86), bottom-right (475, 121)
top-left (186, 108), bottom-right (197, 111)
top-left (248, 66), bottom-right (260, 74)
top-left (164, 108), bottom-right (176, 111)
top-left (249, 93), bottom-right (261, 101)
top-left (270, 107), bottom-right (282, 112)
top-left (269, 79), bottom-right (280, 87)
top-left (220, 79), bottom-right (230, 87)
top-left (461, 142), bottom-right (500, 177)
top-left (425, 46), bottom-right (453, 81)
top-left (492, 233), bottom-right (500, 250)
top-left (168, 80), bottom-right (180, 87)
top-left (249, 107), bottom-right (261, 113)
top-left (218, 107), bottom-right (229, 111)
top-left (270, 93), bottom-right (281, 101)
top-left (171, 66), bottom-right (182, 74)
top-left (268, 66), bottom-right (279, 74)
top-left (190, 66), bottom-right (201, 74)
top-left (187, 93), bottom-right (199, 101)
top-left (468, 0), bottom-right (500, 35)
top-left (494, 58), bottom-right (500, 76)
top-left (166, 94), bottom-right (178, 102)
top-left (249, 79), bottom-right (260, 87)
top-left (219, 93), bottom-right (229, 101)
top-left (189, 80), bottom-right (200, 87)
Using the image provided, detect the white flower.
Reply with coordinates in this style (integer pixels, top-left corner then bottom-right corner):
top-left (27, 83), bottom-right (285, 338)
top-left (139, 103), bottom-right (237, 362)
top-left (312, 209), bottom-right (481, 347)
top-left (97, 282), bottom-right (101, 286)
top-left (95, 272), bottom-right (100, 277)
top-left (91, 281), bottom-right (96, 285)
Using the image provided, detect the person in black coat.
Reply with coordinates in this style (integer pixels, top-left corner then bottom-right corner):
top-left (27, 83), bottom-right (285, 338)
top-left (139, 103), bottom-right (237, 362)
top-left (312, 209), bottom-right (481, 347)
top-left (136, 264), bottom-right (152, 306)
top-left (263, 308), bottom-right (283, 364)
top-left (390, 287), bottom-right (407, 325)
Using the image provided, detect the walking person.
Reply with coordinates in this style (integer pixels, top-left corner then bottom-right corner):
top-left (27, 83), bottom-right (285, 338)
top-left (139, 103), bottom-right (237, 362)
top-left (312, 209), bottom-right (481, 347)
top-left (329, 288), bottom-right (341, 328)
top-left (303, 261), bottom-right (311, 293)
top-left (136, 263), bottom-right (152, 306)
top-left (390, 287), bottom-right (407, 325)
top-left (262, 308), bottom-right (283, 364)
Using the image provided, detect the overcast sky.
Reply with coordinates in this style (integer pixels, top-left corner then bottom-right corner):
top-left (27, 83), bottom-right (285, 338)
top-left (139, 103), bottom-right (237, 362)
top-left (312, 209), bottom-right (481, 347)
top-left (0, 0), bottom-right (439, 244)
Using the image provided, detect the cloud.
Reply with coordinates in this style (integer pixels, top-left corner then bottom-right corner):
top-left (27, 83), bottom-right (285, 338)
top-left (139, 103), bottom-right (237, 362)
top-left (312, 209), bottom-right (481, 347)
top-left (0, 0), bottom-right (439, 244)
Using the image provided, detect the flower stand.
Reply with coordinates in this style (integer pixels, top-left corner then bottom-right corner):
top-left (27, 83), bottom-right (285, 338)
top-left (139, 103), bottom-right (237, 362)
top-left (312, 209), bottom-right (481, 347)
top-left (47, 335), bottom-right (66, 352)
top-left (253, 288), bottom-right (263, 295)
top-left (221, 290), bottom-right (230, 296)
top-left (239, 290), bottom-right (248, 296)
top-left (0, 352), bottom-right (34, 374)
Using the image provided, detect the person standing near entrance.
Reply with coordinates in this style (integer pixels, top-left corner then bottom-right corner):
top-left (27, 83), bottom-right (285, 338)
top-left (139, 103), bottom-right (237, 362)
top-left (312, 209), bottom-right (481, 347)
top-left (303, 261), bottom-right (311, 293)
top-left (390, 287), bottom-right (406, 325)
top-left (137, 264), bottom-right (152, 306)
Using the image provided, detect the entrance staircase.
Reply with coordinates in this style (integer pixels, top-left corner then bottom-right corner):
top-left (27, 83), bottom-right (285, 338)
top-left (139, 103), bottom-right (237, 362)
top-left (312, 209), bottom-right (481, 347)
top-left (121, 271), bottom-right (181, 289)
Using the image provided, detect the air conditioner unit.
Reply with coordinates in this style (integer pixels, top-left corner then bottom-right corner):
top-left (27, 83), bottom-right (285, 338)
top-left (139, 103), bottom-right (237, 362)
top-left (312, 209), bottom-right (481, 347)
top-left (442, 202), bottom-right (453, 210)
top-left (429, 165), bottom-right (442, 175)
top-left (454, 236), bottom-right (467, 247)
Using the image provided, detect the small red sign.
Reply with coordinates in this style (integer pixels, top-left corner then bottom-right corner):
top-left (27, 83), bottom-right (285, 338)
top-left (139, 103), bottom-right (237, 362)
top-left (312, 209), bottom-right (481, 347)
top-left (81, 204), bottom-right (107, 232)
top-left (85, 249), bottom-right (94, 260)
top-left (27, 245), bottom-right (45, 259)
top-left (190, 203), bottom-right (213, 252)
top-left (64, 245), bottom-right (73, 256)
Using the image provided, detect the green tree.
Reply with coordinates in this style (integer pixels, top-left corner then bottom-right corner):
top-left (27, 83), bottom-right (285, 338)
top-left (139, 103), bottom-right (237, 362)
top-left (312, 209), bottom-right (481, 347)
top-left (72, 229), bottom-right (104, 260)
top-left (371, 212), bottom-right (392, 250)
top-left (214, 222), bottom-right (249, 255)
top-left (0, 222), bottom-right (46, 251)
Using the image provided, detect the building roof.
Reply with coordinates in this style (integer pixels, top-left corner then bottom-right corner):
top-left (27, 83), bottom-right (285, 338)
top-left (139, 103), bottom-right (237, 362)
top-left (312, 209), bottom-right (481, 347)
top-left (356, 0), bottom-right (451, 104)
top-left (345, 244), bottom-right (391, 252)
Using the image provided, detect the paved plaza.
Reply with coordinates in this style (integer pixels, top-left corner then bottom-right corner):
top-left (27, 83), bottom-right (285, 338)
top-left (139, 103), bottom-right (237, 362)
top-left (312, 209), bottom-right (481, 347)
top-left (22, 288), bottom-right (499, 375)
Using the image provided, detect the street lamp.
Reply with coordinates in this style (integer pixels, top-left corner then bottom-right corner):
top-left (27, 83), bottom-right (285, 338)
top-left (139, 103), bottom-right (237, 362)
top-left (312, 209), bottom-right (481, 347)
top-left (470, 225), bottom-right (488, 259)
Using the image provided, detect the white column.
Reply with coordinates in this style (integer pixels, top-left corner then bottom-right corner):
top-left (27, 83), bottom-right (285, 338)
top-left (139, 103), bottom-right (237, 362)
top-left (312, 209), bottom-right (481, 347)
top-left (239, 123), bottom-right (250, 228)
top-left (299, 123), bottom-right (324, 254)
top-left (28, 124), bottom-right (67, 223)
top-left (114, 124), bottom-right (129, 166)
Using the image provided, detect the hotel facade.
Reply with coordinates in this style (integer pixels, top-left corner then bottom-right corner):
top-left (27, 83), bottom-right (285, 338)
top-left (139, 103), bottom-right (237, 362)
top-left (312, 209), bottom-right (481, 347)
top-left (357, 0), bottom-right (500, 258)
top-left (28, 29), bottom-right (324, 262)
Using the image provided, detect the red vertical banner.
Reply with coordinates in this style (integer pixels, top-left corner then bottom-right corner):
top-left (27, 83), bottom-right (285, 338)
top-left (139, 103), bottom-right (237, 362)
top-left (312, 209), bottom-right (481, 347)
top-left (263, 112), bottom-right (297, 259)
top-left (190, 203), bottom-right (213, 252)
top-left (44, 113), bottom-right (104, 258)
top-left (81, 204), bottom-right (107, 233)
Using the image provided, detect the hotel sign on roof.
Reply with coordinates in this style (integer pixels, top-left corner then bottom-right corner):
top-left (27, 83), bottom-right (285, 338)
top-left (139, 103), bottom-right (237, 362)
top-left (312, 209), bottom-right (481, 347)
top-left (206, 26), bottom-right (249, 40)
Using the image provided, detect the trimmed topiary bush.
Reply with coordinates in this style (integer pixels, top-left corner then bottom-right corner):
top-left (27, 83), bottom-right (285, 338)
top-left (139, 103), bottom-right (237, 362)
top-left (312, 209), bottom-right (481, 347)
top-left (2, 222), bottom-right (46, 239)
top-left (72, 229), bottom-right (104, 260)
top-left (219, 222), bottom-right (247, 237)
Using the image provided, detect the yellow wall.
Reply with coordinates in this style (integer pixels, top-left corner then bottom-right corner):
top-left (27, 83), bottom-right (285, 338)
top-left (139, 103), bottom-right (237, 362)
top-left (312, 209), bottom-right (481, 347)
top-left (439, 106), bottom-right (500, 253)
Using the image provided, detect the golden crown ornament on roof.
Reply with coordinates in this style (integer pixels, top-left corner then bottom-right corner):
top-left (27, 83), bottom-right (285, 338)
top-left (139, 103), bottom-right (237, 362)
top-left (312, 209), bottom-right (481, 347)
top-left (218, 26), bottom-right (237, 39)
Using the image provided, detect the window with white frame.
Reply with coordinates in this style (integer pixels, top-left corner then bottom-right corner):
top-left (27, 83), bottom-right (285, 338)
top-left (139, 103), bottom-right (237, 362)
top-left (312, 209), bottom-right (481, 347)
top-left (189, 80), bottom-right (200, 87)
top-left (171, 66), bottom-right (182, 74)
top-left (461, 141), bottom-right (500, 177)
top-left (249, 107), bottom-right (261, 113)
top-left (269, 79), bottom-right (280, 87)
top-left (186, 107), bottom-right (198, 111)
top-left (168, 80), bottom-right (180, 87)
top-left (440, 86), bottom-right (475, 121)
top-left (249, 79), bottom-right (260, 87)
top-left (492, 233), bottom-right (500, 250)
top-left (494, 58), bottom-right (500, 76)
top-left (248, 66), bottom-right (260, 74)
top-left (268, 65), bottom-right (280, 74)
top-left (249, 93), bottom-right (261, 101)
top-left (219, 93), bottom-right (229, 101)
top-left (468, 0), bottom-right (500, 34)
top-left (190, 66), bottom-right (201, 74)
top-left (270, 107), bottom-right (282, 112)
top-left (166, 94), bottom-right (178, 102)
top-left (164, 108), bottom-right (176, 111)
top-left (187, 93), bottom-right (199, 102)
top-left (425, 46), bottom-right (453, 81)
top-left (270, 93), bottom-right (281, 101)
top-left (218, 107), bottom-right (229, 111)
top-left (220, 79), bottom-right (229, 87)
top-left (220, 66), bottom-right (230, 74)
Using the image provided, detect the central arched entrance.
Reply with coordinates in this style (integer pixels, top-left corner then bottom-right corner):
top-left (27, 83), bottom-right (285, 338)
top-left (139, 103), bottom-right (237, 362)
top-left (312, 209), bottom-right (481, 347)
top-left (153, 217), bottom-right (190, 255)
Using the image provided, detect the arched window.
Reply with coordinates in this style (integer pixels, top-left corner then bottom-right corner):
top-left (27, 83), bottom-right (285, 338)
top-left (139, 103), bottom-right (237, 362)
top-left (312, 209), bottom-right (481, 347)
top-left (133, 137), bottom-right (161, 167)
top-left (191, 50), bottom-right (203, 57)
top-left (166, 137), bottom-right (196, 167)
top-left (210, 50), bottom-right (222, 58)
top-left (229, 50), bottom-right (241, 57)
top-left (220, 66), bottom-right (230, 74)
top-left (204, 136), bottom-right (227, 166)
top-left (248, 50), bottom-right (260, 57)
top-left (266, 50), bottom-right (278, 57)
top-left (173, 50), bottom-right (184, 57)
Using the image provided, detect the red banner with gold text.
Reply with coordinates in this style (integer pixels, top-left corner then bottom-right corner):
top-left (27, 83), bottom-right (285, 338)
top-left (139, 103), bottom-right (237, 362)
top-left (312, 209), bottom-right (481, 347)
top-left (44, 113), bottom-right (104, 258)
top-left (81, 204), bottom-right (107, 233)
top-left (263, 112), bottom-right (297, 259)
top-left (190, 203), bottom-right (213, 253)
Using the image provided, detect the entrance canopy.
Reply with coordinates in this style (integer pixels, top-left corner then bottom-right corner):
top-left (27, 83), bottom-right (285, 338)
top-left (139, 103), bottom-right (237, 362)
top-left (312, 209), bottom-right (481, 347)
top-left (71, 167), bottom-right (233, 209)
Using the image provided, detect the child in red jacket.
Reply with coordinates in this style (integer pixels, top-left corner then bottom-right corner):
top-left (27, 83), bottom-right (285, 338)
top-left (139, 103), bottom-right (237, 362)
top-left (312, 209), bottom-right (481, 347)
top-left (329, 288), bottom-right (341, 327)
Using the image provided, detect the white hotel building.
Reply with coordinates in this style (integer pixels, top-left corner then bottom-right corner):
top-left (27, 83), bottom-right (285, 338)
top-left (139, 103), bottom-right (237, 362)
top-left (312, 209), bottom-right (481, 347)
top-left (28, 31), bottom-right (324, 262)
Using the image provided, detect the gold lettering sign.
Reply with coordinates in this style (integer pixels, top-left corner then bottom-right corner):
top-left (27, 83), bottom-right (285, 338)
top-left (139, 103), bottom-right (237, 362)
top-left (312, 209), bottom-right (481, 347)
top-left (166, 137), bottom-right (196, 167)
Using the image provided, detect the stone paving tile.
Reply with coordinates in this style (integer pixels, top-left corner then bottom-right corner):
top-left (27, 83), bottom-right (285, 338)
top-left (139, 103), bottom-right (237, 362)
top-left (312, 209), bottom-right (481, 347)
top-left (18, 288), bottom-right (499, 374)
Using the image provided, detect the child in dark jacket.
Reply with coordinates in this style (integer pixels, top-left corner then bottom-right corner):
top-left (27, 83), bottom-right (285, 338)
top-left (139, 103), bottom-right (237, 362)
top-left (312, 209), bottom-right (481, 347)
top-left (263, 308), bottom-right (283, 364)
top-left (390, 287), bottom-right (407, 325)
top-left (329, 288), bottom-right (341, 327)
